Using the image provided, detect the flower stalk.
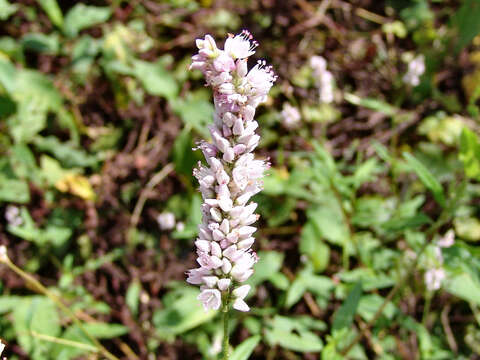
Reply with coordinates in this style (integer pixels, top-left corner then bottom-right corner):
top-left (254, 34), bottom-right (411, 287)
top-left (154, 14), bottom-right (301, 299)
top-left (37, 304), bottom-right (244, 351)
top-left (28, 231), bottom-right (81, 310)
top-left (186, 30), bottom-right (276, 314)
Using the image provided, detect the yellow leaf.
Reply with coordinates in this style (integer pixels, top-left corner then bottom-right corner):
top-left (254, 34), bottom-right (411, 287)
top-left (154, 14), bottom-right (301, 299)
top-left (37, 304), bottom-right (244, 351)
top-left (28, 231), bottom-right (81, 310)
top-left (55, 174), bottom-right (95, 200)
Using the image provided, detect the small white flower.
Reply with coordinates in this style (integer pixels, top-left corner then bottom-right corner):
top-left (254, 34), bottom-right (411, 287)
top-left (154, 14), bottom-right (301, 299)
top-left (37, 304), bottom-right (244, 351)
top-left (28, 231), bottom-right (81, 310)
top-left (198, 289), bottom-right (222, 311)
top-left (209, 334), bottom-right (223, 356)
top-left (0, 340), bottom-right (4, 357)
top-left (157, 212), bottom-right (175, 230)
top-left (437, 229), bottom-right (455, 248)
top-left (5, 205), bottom-right (22, 227)
top-left (224, 30), bottom-right (257, 59)
top-left (425, 268), bottom-right (446, 291)
top-left (403, 54), bottom-right (425, 87)
top-left (175, 222), bottom-right (185, 232)
top-left (281, 103), bottom-right (301, 129)
top-left (310, 55), bottom-right (334, 104)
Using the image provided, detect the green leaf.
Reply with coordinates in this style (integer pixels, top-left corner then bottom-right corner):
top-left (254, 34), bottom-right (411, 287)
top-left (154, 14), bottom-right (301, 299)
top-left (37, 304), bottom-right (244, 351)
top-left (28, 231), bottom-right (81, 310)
top-left (452, 0), bottom-right (480, 52)
top-left (382, 212), bottom-right (432, 232)
top-left (285, 278), bottom-right (307, 308)
top-left (153, 285), bottom-right (216, 339)
top-left (132, 59), bottom-right (178, 100)
top-left (126, 280), bottom-right (141, 317)
top-left (459, 127), bottom-right (480, 180)
top-left (0, 176), bottom-right (30, 203)
top-left (80, 322), bottom-right (128, 338)
top-left (403, 152), bottom-right (445, 207)
top-left (170, 93), bottom-right (213, 138)
top-left (265, 315), bottom-right (323, 353)
top-left (286, 269), bottom-right (334, 308)
top-left (173, 128), bottom-right (197, 176)
top-left (0, 58), bottom-right (16, 93)
top-left (36, 0), bottom-right (63, 27)
top-left (247, 251), bottom-right (284, 287)
top-left (230, 335), bottom-right (261, 360)
top-left (64, 4), bottom-right (111, 37)
top-left (332, 281), bottom-right (362, 331)
top-left (13, 296), bottom-right (61, 356)
top-left (357, 294), bottom-right (396, 322)
top-left (22, 33), bottom-right (60, 54)
top-left (0, 0), bottom-right (17, 20)
top-left (344, 93), bottom-right (397, 116)
top-left (34, 136), bottom-right (98, 168)
top-left (0, 295), bottom-right (22, 314)
top-left (307, 204), bottom-right (351, 249)
top-left (445, 272), bottom-right (480, 305)
top-left (300, 222), bottom-right (330, 272)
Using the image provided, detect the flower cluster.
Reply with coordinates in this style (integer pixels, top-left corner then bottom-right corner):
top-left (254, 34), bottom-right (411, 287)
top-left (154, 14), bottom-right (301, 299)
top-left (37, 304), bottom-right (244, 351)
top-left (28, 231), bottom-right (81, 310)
top-left (281, 103), bottom-right (301, 129)
top-left (424, 230), bottom-right (454, 291)
top-left (403, 54), bottom-right (425, 87)
top-left (310, 55), bottom-right (334, 104)
top-left (187, 31), bottom-right (276, 312)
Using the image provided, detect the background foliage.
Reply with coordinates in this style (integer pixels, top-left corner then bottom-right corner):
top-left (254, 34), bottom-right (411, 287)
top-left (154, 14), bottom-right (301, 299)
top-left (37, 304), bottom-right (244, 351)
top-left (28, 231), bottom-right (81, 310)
top-left (1, 0), bottom-right (480, 359)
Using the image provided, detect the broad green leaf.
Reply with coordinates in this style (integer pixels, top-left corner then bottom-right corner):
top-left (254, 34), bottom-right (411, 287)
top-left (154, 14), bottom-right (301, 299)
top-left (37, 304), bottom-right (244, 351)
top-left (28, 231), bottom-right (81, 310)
top-left (22, 33), bottom-right (60, 54)
top-left (0, 58), bottom-right (16, 93)
top-left (230, 335), bottom-right (261, 360)
top-left (357, 294), bottom-right (396, 322)
top-left (64, 4), bottom-right (111, 37)
top-left (34, 136), bottom-right (98, 168)
top-left (403, 152), bottom-right (445, 207)
top-left (459, 127), bottom-right (480, 180)
top-left (247, 251), bottom-right (284, 287)
top-left (36, 0), bottom-right (63, 27)
top-left (452, 0), bottom-right (480, 52)
top-left (382, 212), bottom-right (432, 232)
top-left (0, 295), bottom-right (22, 314)
top-left (132, 59), bottom-right (178, 100)
top-left (10, 144), bottom-right (41, 184)
top-left (153, 285), bottom-right (216, 339)
top-left (265, 315), bottom-right (323, 353)
top-left (0, 176), bottom-right (30, 203)
top-left (307, 205), bottom-right (351, 250)
top-left (286, 270), bottom-right (334, 308)
top-left (300, 222), bottom-right (330, 272)
top-left (445, 272), bottom-right (480, 305)
top-left (13, 296), bottom-right (61, 357)
top-left (5, 68), bottom-right (63, 143)
top-left (0, 0), bottom-right (17, 20)
top-left (285, 278), bottom-right (307, 308)
top-left (170, 94), bottom-right (213, 138)
top-left (454, 217), bottom-right (480, 242)
top-left (332, 281), bottom-right (362, 331)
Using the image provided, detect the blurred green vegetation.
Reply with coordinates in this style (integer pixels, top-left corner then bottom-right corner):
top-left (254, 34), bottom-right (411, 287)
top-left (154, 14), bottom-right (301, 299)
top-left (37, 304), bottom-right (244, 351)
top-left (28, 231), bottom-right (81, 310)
top-left (0, 0), bottom-right (480, 359)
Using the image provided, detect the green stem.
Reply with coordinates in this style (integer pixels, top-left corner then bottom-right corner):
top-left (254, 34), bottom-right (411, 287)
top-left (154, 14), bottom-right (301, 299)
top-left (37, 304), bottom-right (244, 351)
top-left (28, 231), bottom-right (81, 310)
top-left (222, 300), bottom-right (230, 360)
top-left (422, 291), bottom-right (433, 326)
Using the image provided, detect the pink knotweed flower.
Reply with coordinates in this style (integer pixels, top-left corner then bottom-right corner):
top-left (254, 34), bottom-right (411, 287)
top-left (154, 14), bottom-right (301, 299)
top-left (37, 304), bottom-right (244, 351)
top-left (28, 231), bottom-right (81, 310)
top-left (310, 55), bottom-right (334, 104)
top-left (186, 31), bottom-right (276, 312)
top-left (281, 103), bottom-right (301, 129)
